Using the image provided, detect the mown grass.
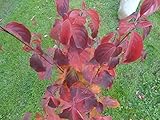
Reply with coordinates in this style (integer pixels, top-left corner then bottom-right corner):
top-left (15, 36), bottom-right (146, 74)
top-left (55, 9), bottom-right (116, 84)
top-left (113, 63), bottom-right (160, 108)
top-left (0, 0), bottom-right (160, 120)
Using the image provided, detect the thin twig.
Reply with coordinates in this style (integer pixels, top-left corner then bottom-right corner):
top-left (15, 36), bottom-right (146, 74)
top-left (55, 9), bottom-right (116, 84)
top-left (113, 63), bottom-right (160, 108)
top-left (0, 26), bottom-right (64, 72)
top-left (116, 28), bottom-right (135, 46)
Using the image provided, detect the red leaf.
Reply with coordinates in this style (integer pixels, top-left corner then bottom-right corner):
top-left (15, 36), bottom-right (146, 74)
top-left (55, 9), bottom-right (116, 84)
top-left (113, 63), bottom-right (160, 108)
top-left (60, 85), bottom-right (71, 102)
top-left (48, 97), bottom-right (60, 108)
top-left (98, 70), bottom-right (114, 89)
top-left (140, 0), bottom-right (160, 17)
top-left (60, 19), bottom-right (72, 45)
top-left (118, 20), bottom-right (135, 36)
top-left (65, 69), bottom-right (79, 88)
top-left (44, 106), bottom-right (61, 120)
top-left (83, 64), bottom-right (114, 89)
top-left (101, 32), bottom-right (115, 44)
top-left (68, 50), bottom-right (82, 71)
top-left (142, 26), bottom-right (152, 39)
top-left (59, 19), bottom-right (88, 49)
top-left (124, 32), bottom-right (143, 63)
top-left (136, 19), bottom-right (152, 39)
top-left (4, 22), bottom-right (31, 44)
top-left (108, 57), bottom-right (120, 69)
top-left (137, 20), bottom-right (152, 28)
top-left (30, 54), bottom-right (46, 72)
top-left (37, 54), bottom-right (53, 80)
top-left (102, 96), bottom-right (120, 108)
top-left (96, 102), bottom-right (104, 113)
top-left (59, 107), bottom-right (85, 120)
top-left (87, 9), bottom-right (100, 38)
top-left (53, 48), bottom-right (69, 66)
top-left (55, 0), bottom-right (69, 17)
top-left (46, 84), bottom-right (60, 95)
top-left (68, 48), bottom-right (93, 71)
top-left (42, 84), bottom-right (61, 120)
top-left (72, 24), bottom-right (88, 49)
top-left (50, 19), bottom-right (62, 40)
top-left (112, 46), bottom-right (122, 57)
top-left (59, 86), bottom-right (97, 120)
top-left (68, 9), bottom-right (86, 26)
top-left (94, 43), bottom-right (116, 64)
top-left (42, 84), bottom-right (60, 107)
top-left (23, 112), bottom-right (31, 120)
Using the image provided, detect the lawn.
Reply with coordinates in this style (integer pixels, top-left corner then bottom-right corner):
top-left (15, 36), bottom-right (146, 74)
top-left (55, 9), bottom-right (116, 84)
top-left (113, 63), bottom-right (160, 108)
top-left (0, 0), bottom-right (160, 120)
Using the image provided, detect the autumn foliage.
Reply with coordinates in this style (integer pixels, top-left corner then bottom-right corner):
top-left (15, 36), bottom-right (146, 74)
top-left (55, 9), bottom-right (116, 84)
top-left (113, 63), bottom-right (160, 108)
top-left (0, 0), bottom-right (160, 120)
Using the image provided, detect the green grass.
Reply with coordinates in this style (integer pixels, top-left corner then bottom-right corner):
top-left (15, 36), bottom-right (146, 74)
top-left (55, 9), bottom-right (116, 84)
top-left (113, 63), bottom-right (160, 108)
top-left (0, 0), bottom-right (160, 120)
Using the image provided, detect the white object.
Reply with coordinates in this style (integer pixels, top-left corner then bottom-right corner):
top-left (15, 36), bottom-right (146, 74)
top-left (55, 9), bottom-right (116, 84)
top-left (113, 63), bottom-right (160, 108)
top-left (118, 0), bottom-right (141, 19)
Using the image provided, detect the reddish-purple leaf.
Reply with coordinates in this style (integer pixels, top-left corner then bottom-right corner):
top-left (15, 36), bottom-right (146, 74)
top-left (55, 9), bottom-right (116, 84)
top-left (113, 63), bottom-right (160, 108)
top-left (108, 57), bottom-right (120, 69)
top-left (59, 85), bottom-right (71, 102)
top-left (112, 47), bottom-right (122, 57)
top-left (102, 96), bottom-right (120, 108)
top-left (136, 19), bottom-right (152, 39)
top-left (48, 97), bottom-right (60, 108)
top-left (42, 85), bottom-right (61, 120)
top-left (4, 22), bottom-right (31, 44)
top-left (82, 64), bottom-right (99, 84)
top-left (60, 19), bottom-right (72, 45)
top-left (30, 54), bottom-right (46, 72)
top-left (38, 54), bottom-right (53, 80)
top-left (87, 9), bottom-right (100, 38)
top-left (23, 112), bottom-right (31, 120)
top-left (53, 48), bottom-right (69, 66)
top-left (143, 25), bottom-right (152, 39)
top-left (64, 69), bottom-right (79, 88)
top-left (101, 32), bottom-right (115, 44)
top-left (68, 50), bottom-right (83, 71)
top-left (46, 84), bottom-right (60, 95)
top-left (72, 24), bottom-right (88, 49)
top-left (96, 102), bottom-right (104, 113)
top-left (60, 21), bottom-right (89, 50)
top-left (136, 20), bottom-right (152, 28)
top-left (68, 48), bottom-right (93, 71)
top-left (118, 20), bottom-right (135, 36)
top-left (59, 107), bottom-right (85, 120)
top-left (55, 0), bottom-right (69, 17)
top-left (83, 64), bottom-right (114, 89)
top-left (42, 84), bottom-right (60, 108)
top-left (69, 9), bottom-right (86, 26)
top-left (43, 106), bottom-right (61, 120)
top-left (94, 43), bottom-right (116, 64)
top-left (59, 86), bottom-right (97, 120)
top-left (50, 19), bottom-right (62, 40)
top-left (70, 86), bottom-right (97, 111)
top-left (99, 70), bottom-right (114, 89)
top-left (124, 32), bottom-right (143, 63)
top-left (140, 0), bottom-right (160, 17)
